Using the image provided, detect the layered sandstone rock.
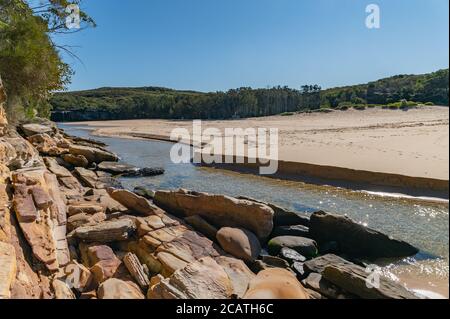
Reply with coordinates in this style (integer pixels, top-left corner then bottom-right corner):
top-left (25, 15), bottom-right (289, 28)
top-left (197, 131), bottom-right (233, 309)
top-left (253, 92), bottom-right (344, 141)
top-left (148, 257), bottom-right (233, 299)
top-left (69, 144), bottom-right (118, 164)
top-left (154, 189), bottom-right (274, 239)
top-left (11, 169), bottom-right (70, 271)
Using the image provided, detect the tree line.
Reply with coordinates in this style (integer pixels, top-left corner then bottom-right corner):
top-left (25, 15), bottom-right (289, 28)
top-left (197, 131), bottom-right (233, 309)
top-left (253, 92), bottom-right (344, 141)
top-left (50, 69), bottom-right (448, 122)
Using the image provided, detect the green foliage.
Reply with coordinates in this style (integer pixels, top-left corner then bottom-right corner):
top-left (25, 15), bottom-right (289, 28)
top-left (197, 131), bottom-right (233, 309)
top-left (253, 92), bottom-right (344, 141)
top-left (0, 0), bottom-right (94, 122)
top-left (321, 69), bottom-right (449, 108)
top-left (50, 86), bottom-right (323, 120)
top-left (280, 112), bottom-right (295, 116)
top-left (51, 69), bottom-right (449, 121)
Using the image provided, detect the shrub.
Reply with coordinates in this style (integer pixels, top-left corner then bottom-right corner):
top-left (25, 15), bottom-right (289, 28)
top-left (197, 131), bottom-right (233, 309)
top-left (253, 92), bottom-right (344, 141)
top-left (280, 112), bottom-right (294, 116)
top-left (312, 108), bottom-right (333, 113)
top-left (425, 102), bottom-right (434, 106)
top-left (353, 104), bottom-right (366, 110)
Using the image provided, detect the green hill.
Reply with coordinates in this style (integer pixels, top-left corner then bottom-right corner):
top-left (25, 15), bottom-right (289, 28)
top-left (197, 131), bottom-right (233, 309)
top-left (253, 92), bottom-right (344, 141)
top-left (50, 69), bottom-right (448, 121)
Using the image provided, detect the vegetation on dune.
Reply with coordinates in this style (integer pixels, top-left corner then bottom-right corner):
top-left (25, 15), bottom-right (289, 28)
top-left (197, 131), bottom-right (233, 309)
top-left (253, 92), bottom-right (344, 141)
top-left (50, 69), bottom-right (449, 121)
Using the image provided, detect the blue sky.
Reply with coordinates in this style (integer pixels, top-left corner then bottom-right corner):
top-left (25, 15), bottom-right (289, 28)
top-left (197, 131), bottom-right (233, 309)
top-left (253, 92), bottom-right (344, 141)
top-left (55, 0), bottom-right (449, 92)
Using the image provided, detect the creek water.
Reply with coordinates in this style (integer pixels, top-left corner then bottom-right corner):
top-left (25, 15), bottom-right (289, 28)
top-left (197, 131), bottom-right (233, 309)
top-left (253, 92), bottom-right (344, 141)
top-left (60, 124), bottom-right (449, 298)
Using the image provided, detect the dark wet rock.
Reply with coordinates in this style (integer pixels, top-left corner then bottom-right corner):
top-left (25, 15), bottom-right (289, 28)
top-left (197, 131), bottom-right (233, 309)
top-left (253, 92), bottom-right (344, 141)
top-left (319, 241), bottom-right (340, 255)
top-left (272, 225), bottom-right (310, 238)
top-left (322, 263), bottom-right (419, 299)
top-left (139, 167), bottom-right (165, 176)
top-left (302, 273), bottom-right (357, 299)
top-left (262, 255), bottom-right (290, 269)
top-left (268, 236), bottom-right (318, 258)
top-left (279, 247), bottom-right (307, 263)
top-left (309, 211), bottom-right (419, 259)
top-left (291, 262), bottom-right (307, 279)
top-left (303, 254), bottom-right (354, 276)
top-left (249, 260), bottom-right (271, 273)
top-left (97, 161), bottom-right (139, 175)
top-left (97, 162), bottom-right (165, 177)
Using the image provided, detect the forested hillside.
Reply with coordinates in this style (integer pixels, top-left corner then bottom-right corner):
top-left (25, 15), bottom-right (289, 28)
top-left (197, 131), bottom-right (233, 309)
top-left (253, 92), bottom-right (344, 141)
top-left (50, 69), bottom-right (449, 121)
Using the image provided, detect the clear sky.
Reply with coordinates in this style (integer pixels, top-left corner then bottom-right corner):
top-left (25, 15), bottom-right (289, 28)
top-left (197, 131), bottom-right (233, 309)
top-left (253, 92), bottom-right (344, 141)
top-left (55, 0), bottom-right (449, 92)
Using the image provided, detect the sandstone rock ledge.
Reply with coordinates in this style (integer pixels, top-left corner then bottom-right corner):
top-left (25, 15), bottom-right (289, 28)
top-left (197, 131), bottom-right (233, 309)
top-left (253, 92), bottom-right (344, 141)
top-left (0, 102), bottom-right (423, 299)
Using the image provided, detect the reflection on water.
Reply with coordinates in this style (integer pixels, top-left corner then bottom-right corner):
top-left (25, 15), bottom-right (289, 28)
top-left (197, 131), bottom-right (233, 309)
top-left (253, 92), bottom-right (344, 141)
top-left (60, 124), bottom-right (449, 296)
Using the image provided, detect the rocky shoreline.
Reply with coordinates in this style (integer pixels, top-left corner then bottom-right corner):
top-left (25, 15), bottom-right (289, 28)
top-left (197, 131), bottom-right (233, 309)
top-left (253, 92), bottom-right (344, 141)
top-left (0, 81), bottom-right (427, 299)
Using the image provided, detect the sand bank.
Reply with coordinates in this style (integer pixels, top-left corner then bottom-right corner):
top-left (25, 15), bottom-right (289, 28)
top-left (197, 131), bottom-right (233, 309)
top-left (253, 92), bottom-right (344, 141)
top-left (65, 106), bottom-right (449, 194)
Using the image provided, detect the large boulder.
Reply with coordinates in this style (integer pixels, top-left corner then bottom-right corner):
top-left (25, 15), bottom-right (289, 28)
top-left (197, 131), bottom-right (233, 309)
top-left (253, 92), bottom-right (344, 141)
top-left (322, 263), bottom-right (419, 299)
top-left (216, 227), bottom-right (261, 263)
top-left (98, 278), bottom-right (144, 299)
top-left (303, 254), bottom-right (419, 299)
top-left (309, 211), bottom-right (419, 259)
top-left (302, 272), bottom-right (355, 299)
top-left (215, 256), bottom-right (255, 298)
top-left (148, 257), bottom-right (233, 299)
top-left (21, 124), bottom-right (53, 137)
top-left (268, 236), bottom-right (318, 258)
top-left (69, 144), bottom-right (118, 164)
top-left (238, 196), bottom-right (310, 227)
top-left (243, 268), bottom-right (310, 299)
top-left (154, 189), bottom-right (274, 240)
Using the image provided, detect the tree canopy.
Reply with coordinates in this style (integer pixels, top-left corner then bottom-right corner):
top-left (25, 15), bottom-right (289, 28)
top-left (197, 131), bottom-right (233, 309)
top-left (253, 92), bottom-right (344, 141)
top-left (0, 0), bottom-right (94, 121)
top-left (50, 69), bottom-right (448, 122)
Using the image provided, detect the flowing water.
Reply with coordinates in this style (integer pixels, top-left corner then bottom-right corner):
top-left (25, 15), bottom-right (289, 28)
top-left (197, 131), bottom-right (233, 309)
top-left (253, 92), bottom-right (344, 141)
top-left (60, 124), bottom-right (449, 298)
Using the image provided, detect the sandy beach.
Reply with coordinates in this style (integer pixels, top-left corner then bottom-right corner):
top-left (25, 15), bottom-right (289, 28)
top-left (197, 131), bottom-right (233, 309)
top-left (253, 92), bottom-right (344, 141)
top-left (67, 106), bottom-right (449, 181)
